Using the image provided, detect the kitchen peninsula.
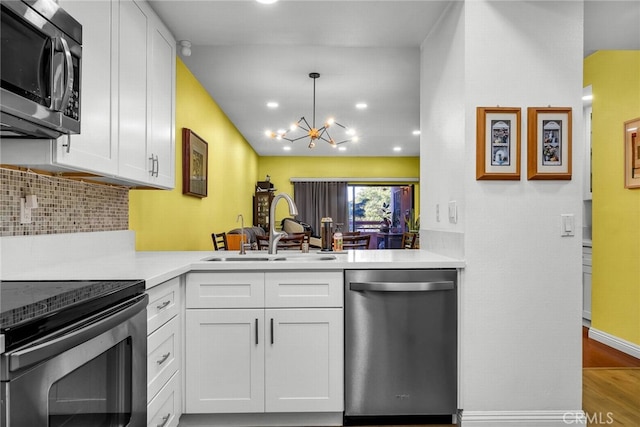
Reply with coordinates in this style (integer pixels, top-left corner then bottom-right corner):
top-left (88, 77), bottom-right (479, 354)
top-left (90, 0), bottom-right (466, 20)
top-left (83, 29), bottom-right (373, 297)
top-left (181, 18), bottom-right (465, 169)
top-left (1, 231), bottom-right (464, 427)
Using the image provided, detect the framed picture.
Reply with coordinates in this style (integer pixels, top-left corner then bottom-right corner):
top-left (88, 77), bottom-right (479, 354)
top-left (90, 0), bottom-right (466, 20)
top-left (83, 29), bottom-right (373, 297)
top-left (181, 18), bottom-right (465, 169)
top-left (527, 107), bottom-right (572, 180)
top-left (624, 117), bottom-right (640, 189)
top-left (476, 107), bottom-right (521, 180)
top-left (182, 128), bottom-right (208, 197)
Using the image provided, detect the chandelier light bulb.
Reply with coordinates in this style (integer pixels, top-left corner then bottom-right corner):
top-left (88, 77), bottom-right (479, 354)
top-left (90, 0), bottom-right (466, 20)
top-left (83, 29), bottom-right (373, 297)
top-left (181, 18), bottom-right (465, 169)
top-left (352, 136), bottom-right (359, 142)
top-left (308, 141), bottom-right (316, 149)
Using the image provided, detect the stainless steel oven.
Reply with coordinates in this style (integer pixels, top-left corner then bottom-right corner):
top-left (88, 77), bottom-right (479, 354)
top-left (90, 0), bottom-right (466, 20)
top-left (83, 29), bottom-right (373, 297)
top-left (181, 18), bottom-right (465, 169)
top-left (0, 280), bottom-right (147, 427)
top-left (0, 0), bottom-right (82, 139)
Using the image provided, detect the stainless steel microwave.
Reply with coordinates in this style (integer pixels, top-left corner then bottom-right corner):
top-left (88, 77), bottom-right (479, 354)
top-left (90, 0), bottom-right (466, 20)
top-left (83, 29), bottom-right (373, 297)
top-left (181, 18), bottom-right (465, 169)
top-left (0, 0), bottom-right (82, 139)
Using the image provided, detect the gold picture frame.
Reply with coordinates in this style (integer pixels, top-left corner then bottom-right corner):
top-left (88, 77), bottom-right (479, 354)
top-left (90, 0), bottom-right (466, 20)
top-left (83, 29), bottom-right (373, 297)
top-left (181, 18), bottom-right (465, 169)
top-left (182, 128), bottom-right (208, 198)
top-left (624, 117), bottom-right (640, 189)
top-left (527, 107), bottom-right (572, 180)
top-left (476, 107), bottom-right (521, 180)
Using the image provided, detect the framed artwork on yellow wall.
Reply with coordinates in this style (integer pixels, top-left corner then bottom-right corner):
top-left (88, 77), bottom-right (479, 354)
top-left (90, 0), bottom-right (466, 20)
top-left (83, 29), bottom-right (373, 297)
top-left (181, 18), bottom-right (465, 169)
top-left (476, 107), bottom-right (521, 180)
top-left (527, 107), bottom-right (572, 180)
top-left (624, 117), bottom-right (640, 189)
top-left (182, 128), bottom-right (208, 198)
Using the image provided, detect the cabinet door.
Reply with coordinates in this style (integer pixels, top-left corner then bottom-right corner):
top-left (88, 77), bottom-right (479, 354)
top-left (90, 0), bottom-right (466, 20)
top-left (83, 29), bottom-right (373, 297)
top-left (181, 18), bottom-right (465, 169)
top-left (54, 0), bottom-right (118, 175)
top-left (117, 0), bottom-right (150, 183)
top-left (265, 308), bottom-right (343, 412)
top-left (185, 309), bottom-right (265, 413)
top-left (147, 19), bottom-right (175, 188)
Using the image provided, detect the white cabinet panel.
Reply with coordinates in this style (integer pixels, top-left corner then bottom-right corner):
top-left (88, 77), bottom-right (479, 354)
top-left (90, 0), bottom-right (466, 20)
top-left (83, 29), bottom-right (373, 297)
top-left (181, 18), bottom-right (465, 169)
top-left (265, 308), bottom-right (344, 413)
top-left (265, 271), bottom-right (343, 308)
top-left (147, 371), bottom-right (181, 427)
top-left (147, 316), bottom-right (179, 403)
top-left (185, 309), bottom-right (265, 413)
top-left (186, 272), bottom-right (265, 308)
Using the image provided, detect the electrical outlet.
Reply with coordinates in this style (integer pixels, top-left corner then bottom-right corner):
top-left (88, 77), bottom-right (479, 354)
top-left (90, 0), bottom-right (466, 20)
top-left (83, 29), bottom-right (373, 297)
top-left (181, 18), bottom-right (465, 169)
top-left (20, 198), bottom-right (32, 224)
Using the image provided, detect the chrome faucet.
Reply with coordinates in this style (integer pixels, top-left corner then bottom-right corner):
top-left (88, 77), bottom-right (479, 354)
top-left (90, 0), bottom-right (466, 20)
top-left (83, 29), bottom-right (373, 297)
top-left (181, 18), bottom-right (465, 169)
top-left (268, 193), bottom-right (298, 254)
top-left (236, 214), bottom-right (247, 255)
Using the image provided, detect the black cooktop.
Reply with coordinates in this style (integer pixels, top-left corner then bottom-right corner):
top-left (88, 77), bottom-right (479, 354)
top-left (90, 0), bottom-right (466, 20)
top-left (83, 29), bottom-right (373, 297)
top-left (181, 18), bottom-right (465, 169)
top-left (0, 280), bottom-right (145, 352)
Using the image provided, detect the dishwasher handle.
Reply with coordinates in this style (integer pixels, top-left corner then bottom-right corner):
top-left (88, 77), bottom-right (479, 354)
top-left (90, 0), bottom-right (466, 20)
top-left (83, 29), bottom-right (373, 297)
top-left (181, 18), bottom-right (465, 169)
top-left (349, 281), bottom-right (454, 292)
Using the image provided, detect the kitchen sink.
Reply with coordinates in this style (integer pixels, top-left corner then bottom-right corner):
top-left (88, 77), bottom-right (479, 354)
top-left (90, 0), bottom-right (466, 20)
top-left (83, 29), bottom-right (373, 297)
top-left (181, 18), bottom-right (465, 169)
top-left (202, 254), bottom-right (337, 262)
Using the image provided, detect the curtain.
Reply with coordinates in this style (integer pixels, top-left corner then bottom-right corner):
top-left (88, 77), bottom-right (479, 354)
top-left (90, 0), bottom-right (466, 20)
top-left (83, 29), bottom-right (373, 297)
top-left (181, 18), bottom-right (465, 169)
top-left (293, 181), bottom-right (348, 235)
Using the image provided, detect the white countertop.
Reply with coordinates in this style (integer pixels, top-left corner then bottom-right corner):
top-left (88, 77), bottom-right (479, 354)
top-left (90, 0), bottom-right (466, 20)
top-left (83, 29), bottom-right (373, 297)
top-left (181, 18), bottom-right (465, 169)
top-left (2, 249), bottom-right (464, 289)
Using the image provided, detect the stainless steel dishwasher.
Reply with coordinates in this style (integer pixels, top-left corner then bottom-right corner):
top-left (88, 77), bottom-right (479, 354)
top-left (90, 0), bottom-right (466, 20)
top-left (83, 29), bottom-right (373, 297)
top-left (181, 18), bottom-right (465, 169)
top-left (344, 269), bottom-right (457, 425)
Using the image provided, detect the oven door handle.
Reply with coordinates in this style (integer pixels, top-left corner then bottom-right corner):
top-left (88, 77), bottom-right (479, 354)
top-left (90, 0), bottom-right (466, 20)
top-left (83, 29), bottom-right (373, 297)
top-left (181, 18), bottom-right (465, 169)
top-left (8, 294), bottom-right (148, 372)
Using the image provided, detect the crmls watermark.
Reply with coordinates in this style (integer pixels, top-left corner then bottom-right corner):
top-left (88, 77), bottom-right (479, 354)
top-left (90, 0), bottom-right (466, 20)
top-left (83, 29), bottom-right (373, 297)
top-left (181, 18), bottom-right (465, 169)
top-left (563, 412), bottom-right (615, 425)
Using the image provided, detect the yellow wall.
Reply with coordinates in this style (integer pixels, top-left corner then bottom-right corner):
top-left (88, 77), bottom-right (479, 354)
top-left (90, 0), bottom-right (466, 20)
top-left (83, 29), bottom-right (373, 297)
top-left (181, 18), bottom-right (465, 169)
top-left (259, 156), bottom-right (420, 220)
top-left (129, 59), bottom-right (259, 250)
top-left (584, 51), bottom-right (640, 345)
top-left (130, 61), bottom-right (420, 251)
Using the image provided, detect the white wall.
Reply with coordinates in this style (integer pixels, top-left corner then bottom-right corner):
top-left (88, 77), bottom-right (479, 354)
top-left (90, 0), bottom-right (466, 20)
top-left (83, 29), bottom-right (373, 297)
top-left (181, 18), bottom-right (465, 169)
top-left (421, 1), bottom-right (584, 425)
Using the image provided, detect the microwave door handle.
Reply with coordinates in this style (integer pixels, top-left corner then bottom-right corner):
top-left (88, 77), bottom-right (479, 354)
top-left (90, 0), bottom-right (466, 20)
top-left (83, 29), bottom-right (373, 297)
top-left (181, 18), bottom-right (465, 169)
top-left (58, 37), bottom-right (74, 112)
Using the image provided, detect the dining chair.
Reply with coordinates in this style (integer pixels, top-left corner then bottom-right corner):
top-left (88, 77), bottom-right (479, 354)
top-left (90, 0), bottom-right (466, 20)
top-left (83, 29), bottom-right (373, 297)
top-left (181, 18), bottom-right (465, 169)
top-left (212, 232), bottom-right (228, 251)
top-left (256, 233), bottom-right (307, 250)
top-left (401, 232), bottom-right (417, 249)
top-left (343, 234), bottom-right (371, 250)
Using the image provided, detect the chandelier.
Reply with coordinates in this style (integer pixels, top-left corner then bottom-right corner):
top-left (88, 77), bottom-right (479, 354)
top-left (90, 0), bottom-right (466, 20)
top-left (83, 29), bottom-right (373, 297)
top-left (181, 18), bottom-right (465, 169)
top-left (267, 72), bottom-right (357, 149)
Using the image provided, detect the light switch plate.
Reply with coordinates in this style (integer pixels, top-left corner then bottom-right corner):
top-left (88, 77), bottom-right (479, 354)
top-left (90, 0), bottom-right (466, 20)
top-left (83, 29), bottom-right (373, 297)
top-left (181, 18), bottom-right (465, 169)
top-left (561, 214), bottom-right (574, 236)
top-left (448, 201), bottom-right (457, 224)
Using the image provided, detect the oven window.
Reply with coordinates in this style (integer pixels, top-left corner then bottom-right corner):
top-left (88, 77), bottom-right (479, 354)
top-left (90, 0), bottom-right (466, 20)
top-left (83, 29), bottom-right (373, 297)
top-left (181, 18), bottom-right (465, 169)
top-left (48, 338), bottom-right (132, 426)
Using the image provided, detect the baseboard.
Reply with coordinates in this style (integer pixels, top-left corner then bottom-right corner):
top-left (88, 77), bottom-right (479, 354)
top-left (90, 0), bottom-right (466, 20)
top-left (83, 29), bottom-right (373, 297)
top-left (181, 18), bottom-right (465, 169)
top-left (459, 410), bottom-right (586, 426)
top-left (588, 327), bottom-right (640, 360)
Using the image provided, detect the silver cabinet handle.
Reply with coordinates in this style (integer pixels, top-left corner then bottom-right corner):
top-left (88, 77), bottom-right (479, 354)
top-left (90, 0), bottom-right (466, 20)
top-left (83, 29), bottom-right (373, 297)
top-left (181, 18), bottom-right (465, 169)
top-left (255, 318), bottom-right (259, 345)
top-left (156, 300), bottom-right (171, 310)
top-left (157, 413), bottom-right (171, 427)
top-left (62, 133), bottom-right (71, 153)
top-left (270, 318), bottom-right (274, 344)
top-left (154, 155), bottom-right (159, 177)
top-left (349, 281), bottom-right (454, 292)
top-left (156, 352), bottom-right (171, 365)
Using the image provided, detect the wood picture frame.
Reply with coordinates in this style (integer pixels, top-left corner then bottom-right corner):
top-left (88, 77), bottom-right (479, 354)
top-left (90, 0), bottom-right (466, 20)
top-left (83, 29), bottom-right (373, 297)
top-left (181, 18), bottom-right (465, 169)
top-left (476, 107), bottom-right (521, 180)
top-left (182, 128), bottom-right (208, 198)
top-left (527, 107), bottom-right (572, 180)
top-left (624, 117), bottom-right (640, 189)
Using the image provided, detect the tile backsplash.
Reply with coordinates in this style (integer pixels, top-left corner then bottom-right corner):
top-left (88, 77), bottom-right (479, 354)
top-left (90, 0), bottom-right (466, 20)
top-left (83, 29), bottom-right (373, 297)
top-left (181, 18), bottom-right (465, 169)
top-left (0, 168), bottom-right (128, 236)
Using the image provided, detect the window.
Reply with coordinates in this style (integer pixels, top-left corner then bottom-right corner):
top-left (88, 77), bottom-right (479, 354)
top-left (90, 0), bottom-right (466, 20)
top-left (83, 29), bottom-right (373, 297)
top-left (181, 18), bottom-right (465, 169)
top-left (347, 185), bottom-right (415, 233)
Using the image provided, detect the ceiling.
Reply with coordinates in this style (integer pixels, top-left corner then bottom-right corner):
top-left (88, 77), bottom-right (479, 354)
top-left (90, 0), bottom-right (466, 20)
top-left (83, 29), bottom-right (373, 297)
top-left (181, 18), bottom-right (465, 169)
top-left (148, 0), bottom-right (640, 157)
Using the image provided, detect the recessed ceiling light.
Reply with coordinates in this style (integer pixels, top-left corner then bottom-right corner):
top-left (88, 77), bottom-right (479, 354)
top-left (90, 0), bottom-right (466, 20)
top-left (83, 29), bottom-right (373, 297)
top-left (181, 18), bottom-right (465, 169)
top-left (256, 0), bottom-right (278, 4)
top-left (412, 130), bottom-right (421, 135)
top-left (283, 146), bottom-right (291, 151)
top-left (356, 103), bottom-right (367, 109)
top-left (267, 101), bottom-right (278, 108)
top-left (393, 147), bottom-right (402, 152)
top-left (338, 147), bottom-right (346, 152)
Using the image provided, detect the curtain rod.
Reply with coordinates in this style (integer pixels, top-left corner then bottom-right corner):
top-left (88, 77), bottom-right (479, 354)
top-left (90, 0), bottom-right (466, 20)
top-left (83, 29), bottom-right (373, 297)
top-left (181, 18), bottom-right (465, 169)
top-left (289, 177), bottom-right (419, 183)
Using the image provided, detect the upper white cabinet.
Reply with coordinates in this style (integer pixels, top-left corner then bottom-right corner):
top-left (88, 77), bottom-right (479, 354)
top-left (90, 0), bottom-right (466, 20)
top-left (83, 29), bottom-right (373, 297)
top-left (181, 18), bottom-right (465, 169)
top-left (118, 0), bottom-right (175, 188)
top-left (0, 0), bottom-right (175, 189)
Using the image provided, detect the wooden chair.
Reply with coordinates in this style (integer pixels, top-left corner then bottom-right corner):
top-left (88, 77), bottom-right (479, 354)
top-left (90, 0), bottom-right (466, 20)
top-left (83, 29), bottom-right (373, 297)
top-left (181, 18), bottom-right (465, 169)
top-left (256, 233), bottom-right (308, 250)
top-left (342, 234), bottom-right (370, 250)
top-left (212, 232), bottom-right (228, 251)
top-left (401, 232), bottom-right (417, 249)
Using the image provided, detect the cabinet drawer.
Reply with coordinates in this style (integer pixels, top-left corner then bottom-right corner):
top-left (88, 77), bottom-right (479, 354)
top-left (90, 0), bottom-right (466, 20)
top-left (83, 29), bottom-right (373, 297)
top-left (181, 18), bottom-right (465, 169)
top-left (147, 277), bottom-right (181, 334)
top-left (147, 370), bottom-right (181, 427)
top-left (148, 316), bottom-right (179, 403)
top-left (265, 271), bottom-right (343, 308)
top-left (186, 272), bottom-right (265, 308)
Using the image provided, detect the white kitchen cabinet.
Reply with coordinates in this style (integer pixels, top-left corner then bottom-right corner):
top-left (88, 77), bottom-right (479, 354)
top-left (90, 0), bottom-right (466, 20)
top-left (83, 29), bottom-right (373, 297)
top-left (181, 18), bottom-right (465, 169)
top-left (146, 276), bottom-right (183, 425)
top-left (185, 271), bottom-right (344, 414)
top-left (582, 246), bottom-right (592, 321)
top-left (117, 0), bottom-right (175, 188)
top-left (0, 0), bottom-right (175, 189)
